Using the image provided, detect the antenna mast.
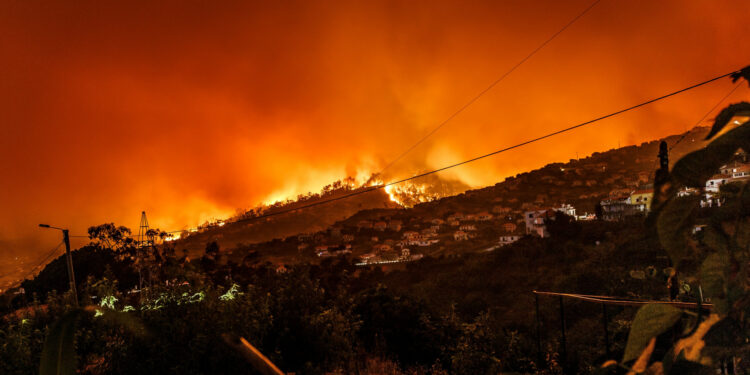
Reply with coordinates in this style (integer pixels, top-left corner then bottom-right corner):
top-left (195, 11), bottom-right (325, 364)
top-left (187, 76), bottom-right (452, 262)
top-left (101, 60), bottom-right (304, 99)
top-left (137, 211), bottom-right (151, 248)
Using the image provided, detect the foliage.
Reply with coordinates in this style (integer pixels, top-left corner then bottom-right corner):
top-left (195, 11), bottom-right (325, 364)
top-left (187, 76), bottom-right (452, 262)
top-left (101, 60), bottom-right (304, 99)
top-left (614, 70), bottom-right (750, 374)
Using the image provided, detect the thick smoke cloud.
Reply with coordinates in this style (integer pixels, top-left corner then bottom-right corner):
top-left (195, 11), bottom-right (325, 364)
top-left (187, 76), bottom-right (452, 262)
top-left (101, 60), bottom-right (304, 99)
top-left (1, 0), bottom-right (749, 283)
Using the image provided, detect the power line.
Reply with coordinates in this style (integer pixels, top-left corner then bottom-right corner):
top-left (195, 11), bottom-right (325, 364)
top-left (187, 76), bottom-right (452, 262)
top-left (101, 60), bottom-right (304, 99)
top-left (377, 0), bottom-right (603, 176)
top-left (3, 241), bottom-right (64, 291)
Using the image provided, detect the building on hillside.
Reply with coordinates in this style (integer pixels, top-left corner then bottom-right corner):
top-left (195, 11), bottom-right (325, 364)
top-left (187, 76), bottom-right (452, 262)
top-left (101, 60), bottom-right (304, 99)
top-left (498, 235), bottom-right (521, 247)
top-left (464, 214), bottom-right (477, 221)
top-left (460, 224), bottom-right (477, 232)
top-left (628, 187), bottom-right (654, 212)
top-left (359, 253), bottom-right (377, 263)
top-left (524, 209), bottom-right (554, 237)
top-left (731, 165), bottom-right (750, 180)
top-left (502, 222), bottom-right (517, 233)
top-left (477, 212), bottom-right (493, 221)
top-left (677, 187), bottom-right (700, 197)
top-left (403, 231), bottom-right (419, 240)
top-left (600, 197), bottom-right (639, 221)
top-left (447, 213), bottom-right (465, 222)
top-left (342, 234), bottom-right (355, 242)
top-left (374, 221), bottom-right (387, 231)
top-left (400, 248), bottom-right (411, 260)
top-left (492, 205), bottom-right (512, 214)
top-left (555, 204), bottom-right (576, 218)
top-left (431, 218), bottom-right (445, 225)
top-left (577, 213), bottom-right (596, 221)
top-left (373, 244), bottom-right (393, 253)
top-left (706, 174), bottom-right (731, 193)
top-left (388, 220), bottom-right (403, 231)
top-left (453, 230), bottom-right (469, 241)
top-left (448, 219), bottom-right (460, 227)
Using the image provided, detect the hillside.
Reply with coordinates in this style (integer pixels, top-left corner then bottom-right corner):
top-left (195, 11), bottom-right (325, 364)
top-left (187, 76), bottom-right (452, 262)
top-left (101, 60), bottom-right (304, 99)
top-left (173, 187), bottom-right (401, 255)
top-left (199, 127), bottom-right (711, 265)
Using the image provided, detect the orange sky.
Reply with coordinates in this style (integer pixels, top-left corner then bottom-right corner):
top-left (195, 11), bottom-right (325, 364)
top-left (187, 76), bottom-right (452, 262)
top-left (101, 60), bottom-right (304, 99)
top-left (1, 0), bottom-right (749, 279)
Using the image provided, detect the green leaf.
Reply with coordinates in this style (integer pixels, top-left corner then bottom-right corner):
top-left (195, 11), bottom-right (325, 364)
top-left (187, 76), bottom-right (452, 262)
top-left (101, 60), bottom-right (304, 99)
top-left (700, 252), bottom-right (729, 302)
top-left (623, 304), bottom-right (683, 363)
top-left (702, 226), bottom-right (729, 253)
top-left (39, 310), bottom-right (83, 375)
top-left (657, 196), bottom-right (701, 261)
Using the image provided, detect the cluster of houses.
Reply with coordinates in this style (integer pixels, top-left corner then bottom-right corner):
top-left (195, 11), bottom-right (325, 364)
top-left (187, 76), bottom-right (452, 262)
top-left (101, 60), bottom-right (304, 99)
top-left (706, 160), bottom-right (750, 192)
top-left (599, 156), bottom-right (750, 220)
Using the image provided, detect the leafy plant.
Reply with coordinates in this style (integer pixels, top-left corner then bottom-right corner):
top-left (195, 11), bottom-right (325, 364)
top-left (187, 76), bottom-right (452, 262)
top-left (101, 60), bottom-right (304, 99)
top-left (609, 67), bottom-right (750, 374)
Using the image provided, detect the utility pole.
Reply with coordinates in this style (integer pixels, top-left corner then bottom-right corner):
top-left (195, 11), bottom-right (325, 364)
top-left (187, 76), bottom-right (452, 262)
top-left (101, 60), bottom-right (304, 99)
top-left (62, 229), bottom-right (78, 307)
top-left (39, 224), bottom-right (78, 307)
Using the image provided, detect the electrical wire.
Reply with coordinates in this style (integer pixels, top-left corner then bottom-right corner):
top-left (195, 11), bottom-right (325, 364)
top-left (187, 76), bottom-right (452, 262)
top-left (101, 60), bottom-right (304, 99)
top-left (2, 241), bottom-right (64, 291)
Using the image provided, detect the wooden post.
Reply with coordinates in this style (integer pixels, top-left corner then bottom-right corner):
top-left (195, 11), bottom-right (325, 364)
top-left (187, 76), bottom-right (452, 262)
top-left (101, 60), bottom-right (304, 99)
top-left (602, 303), bottom-right (610, 358)
top-left (535, 293), bottom-right (543, 368)
top-left (62, 230), bottom-right (78, 307)
top-left (559, 296), bottom-right (567, 374)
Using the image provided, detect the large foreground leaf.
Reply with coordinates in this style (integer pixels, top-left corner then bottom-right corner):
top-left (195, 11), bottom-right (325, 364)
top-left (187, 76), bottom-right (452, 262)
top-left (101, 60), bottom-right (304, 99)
top-left (705, 102), bottom-right (750, 140)
top-left (39, 310), bottom-right (83, 375)
top-left (623, 304), bottom-right (683, 363)
top-left (657, 196), bottom-right (701, 261)
top-left (700, 252), bottom-right (729, 301)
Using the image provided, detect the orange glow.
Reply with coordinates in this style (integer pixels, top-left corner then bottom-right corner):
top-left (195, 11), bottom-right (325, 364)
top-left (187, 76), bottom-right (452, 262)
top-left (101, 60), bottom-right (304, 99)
top-left (1, 1), bottom-right (750, 285)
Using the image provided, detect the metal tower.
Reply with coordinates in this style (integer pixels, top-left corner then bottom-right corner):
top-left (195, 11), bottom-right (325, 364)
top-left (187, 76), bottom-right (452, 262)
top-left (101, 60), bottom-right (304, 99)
top-left (137, 211), bottom-right (150, 248)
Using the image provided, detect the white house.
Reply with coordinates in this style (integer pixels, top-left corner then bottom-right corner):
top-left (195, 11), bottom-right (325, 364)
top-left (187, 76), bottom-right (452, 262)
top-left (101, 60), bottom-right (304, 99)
top-left (706, 174), bottom-right (731, 193)
top-left (524, 209), bottom-right (554, 238)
